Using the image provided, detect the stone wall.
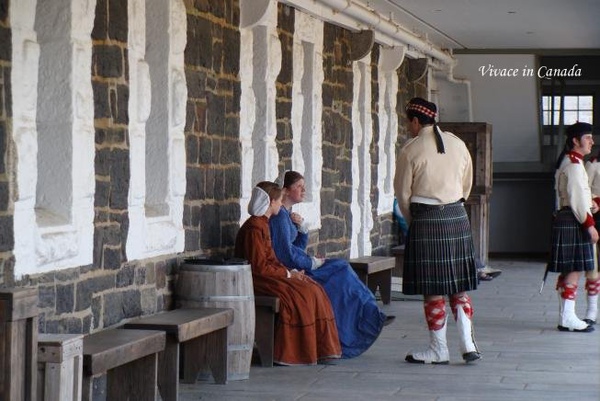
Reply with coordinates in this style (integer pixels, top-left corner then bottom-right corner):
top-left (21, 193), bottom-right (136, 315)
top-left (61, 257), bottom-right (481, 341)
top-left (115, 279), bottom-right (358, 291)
top-left (184, 0), bottom-right (241, 258)
top-left (0, 0), bottom-right (428, 333)
top-left (0, 0), bottom-right (11, 286)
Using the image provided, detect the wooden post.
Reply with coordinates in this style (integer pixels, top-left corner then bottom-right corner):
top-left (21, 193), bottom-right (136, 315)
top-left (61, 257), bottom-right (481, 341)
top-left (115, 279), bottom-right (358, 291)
top-left (0, 287), bottom-right (39, 401)
top-left (37, 334), bottom-right (83, 401)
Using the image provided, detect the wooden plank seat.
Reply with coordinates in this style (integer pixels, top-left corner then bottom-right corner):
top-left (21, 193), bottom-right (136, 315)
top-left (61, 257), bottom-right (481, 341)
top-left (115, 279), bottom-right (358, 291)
top-left (82, 328), bottom-right (166, 401)
top-left (37, 334), bottom-right (83, 401)
top-left (349, 256), bottom-right (395, 305)
top-left (253, 296), bottom-right (280, 367)
top-left (123, 308), bottom-right (233, 401)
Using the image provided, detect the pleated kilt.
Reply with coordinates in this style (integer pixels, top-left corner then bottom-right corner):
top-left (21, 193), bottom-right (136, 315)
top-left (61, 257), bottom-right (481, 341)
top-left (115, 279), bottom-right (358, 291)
top-left (547, 208), bottom-right (594, 274)
top-left (402, 201), bottom-right (477, 296)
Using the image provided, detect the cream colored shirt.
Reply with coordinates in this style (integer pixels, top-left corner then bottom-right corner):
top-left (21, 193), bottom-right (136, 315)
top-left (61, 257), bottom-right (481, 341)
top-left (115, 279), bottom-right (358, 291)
top-left (556, 153), bottom-right (593, 226)
top-left (585, 159), bottom-right (600, 198)
top-left (394, 125), bottom-right (473, 224)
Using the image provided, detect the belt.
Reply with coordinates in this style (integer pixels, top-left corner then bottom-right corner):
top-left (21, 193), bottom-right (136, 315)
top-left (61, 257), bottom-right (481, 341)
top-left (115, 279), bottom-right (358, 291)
top-left (409, 199), bottom-right (464, 214)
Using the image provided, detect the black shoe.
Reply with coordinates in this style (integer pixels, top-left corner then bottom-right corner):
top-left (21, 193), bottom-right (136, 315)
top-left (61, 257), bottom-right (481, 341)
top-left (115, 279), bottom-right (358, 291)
top-left (557, 324), bottom-right (594, 332)
top-left (462, 352), bottom-right (482, 363)
top-left (583, 318), bottom-right (596, 326)
top-left (317, 359), bottom-right (338, 366)
top-left (383, 315), bottom-right (396, 326)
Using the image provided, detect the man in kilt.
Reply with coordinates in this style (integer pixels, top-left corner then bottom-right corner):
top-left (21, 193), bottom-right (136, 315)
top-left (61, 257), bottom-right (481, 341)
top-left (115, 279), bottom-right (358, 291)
top-left (548, 122), bottom-right (597, 333)
top-left (394, 97), bottom-right (480, 364)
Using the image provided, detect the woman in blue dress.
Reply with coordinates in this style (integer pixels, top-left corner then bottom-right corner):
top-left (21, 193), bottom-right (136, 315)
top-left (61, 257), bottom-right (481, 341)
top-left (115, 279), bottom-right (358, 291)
top-left (269, 171), bottom-right (394, 358)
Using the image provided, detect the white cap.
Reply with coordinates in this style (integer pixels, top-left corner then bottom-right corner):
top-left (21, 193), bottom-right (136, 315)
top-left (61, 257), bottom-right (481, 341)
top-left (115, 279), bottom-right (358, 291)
top-left (248, 186), bottom-right (270, 216)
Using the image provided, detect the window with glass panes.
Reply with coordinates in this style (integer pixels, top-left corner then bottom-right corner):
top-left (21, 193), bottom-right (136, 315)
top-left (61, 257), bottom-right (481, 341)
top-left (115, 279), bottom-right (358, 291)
top-left (542, 95), bottom-right (593, 125)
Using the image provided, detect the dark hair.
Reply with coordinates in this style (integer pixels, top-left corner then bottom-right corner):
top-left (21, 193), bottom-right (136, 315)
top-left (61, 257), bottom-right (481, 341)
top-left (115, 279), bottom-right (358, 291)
top-left (405, 97), bottom-right (445, 154)
top-left (283, 171), bottom-right (304, 189)
top-left (406, 97), bottom-right (437, 125)
top-left (256, 181), bottom-right (282, 202)
top-left (554, 122), bottom-right (594, 170)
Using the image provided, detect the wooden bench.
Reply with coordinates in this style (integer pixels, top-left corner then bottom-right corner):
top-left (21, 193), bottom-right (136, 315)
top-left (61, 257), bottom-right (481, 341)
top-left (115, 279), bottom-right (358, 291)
top-left (391, 245), bottom-right (405, 278)
top-left (82, 328), bottom-right (166, 401)
top-left (253, 296), bottom-right (280, 367)
top-left (123, 308), bottom-right (233, 401)
top-left (349, 256), bottom-right (395, 305)
top-left (0, 288), bottom-right (38, 401)
top-left (37, 334), bottom-right (83, 401)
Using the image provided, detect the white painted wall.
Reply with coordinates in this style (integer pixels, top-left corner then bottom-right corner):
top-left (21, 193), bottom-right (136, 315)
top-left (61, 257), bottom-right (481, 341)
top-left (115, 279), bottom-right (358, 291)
top-left (12, 0), bottom-right (96, 278)
top-left (454, 54), bottom-right (541, 162)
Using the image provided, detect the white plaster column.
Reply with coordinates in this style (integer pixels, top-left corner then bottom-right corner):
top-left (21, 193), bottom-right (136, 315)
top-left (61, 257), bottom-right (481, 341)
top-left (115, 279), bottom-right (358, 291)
top-left (350, 55), bottom-right (374, 257)
top-left (377, 46), bottom-right (405, 215)
top-left (239, 0), bottom-right (281, 222)
top-left (290, 12), bottom-right (324, 229)
top-left (12, 0), bottom-right (96, 277)
top-left (126, 0), bottom-right (186, 260)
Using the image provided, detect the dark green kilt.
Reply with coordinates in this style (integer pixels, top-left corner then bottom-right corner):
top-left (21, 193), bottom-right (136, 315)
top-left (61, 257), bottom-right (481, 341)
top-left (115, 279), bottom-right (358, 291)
top-left (547, 208), bottom-right (594, 274)
top-left (402, 201), bottom-right (477, 296)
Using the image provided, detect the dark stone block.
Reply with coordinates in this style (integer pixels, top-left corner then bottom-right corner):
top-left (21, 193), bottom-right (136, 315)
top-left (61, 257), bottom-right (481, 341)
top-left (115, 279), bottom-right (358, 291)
top-left (185, 69), bottom-right (206, 99)
top-left (93, 81), bottom-right (110, 119)
top-left (221, 138), bottom-right (240, 164)
top-left (91, 296), bottom-right (102, 329)
top-left (185, 229), bottom-right (200, 252)
top-left (76, 275), bottom-right (115, 311)
top-left (0, 26), bottom-right (10, 62)
top-left (135, 266), bottom-right (146, 286)
top-left (0, 0), bottom-right (8, 22)
top-left (223, 115), bottom-right (239, 139)
top-left (108, 0), bottom-right (128, 42)
top-left (190, 204), bottom-right (202, 227)
top-left (56, 284), bottom-right (75, 314)
top-left (0, 181), bottom-right (8, 210)
top-left (93, 45), bottom-right (123, 79)
top-left (116, 265), bottom-right (134, 287)
top-left (186, 134), bottom-right (199, 164)
top-left (222, 28), bottom-right (239, 75)
top-left (155, 262), bottom-right (166, 289)
top-left (109, 148), bottom-right (130, 209)
top-left (194, 0), bottom-right (210, 13)
top-left (103, 246), bottom-right (122, 270)
top-left (0, 215), bottom-right (13, 252)
top-left (38, 285), bottom-right (56, 309)
top-left (186, 15), bottom-right (213, 68)
top-left (45, 317), bottom-right (83, 334)
top-left (186, 167), bottom-right (203, 200)
top-left (195, 103), bottom-right (207, 133)
top-left (207, 92), bottom-right (225, 136)
top-left (92, 0), bottom-right (108, 40)
top-left (223, 168), bottom-right (240, 199)
top-left (4, 67), bottom-right (10, 117)
top-left (95, 180), bottom-right (110, 208)
top-left (198, 135), bottom-right (212, 165)
top-left (200, 204), bottom-right (222, 248)
top-left (114, 84), bottom-right (129, 125)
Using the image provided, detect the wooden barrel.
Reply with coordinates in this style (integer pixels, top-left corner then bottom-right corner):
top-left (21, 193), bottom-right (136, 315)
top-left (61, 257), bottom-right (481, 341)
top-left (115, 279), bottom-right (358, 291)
top-left (176, 260), bottom-right (255, 381)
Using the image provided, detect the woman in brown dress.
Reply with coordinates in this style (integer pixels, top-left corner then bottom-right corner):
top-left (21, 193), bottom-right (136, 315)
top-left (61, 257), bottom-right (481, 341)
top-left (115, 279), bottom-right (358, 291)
top-left (235, 181), bottom-right (341, 365)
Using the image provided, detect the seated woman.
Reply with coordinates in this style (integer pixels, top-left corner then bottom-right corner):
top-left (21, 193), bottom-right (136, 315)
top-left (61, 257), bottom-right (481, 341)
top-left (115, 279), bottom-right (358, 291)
top-left (269, 171), bottom-right (394, 358)
top-left (234, 181), bottom-right (342, 365)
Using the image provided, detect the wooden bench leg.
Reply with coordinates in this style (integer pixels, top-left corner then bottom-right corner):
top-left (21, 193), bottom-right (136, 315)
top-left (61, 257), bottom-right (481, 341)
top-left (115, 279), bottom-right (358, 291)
top-left (157, 336), bottom-right (179, 401)
top-left (376, 269), bottom-right (392, 305)
top-left (254, 306), bottom-right (275, 367)
top-left (107, 354), bottom-right (158, 401)
top-left (181, 327), bottom-right (228, 384)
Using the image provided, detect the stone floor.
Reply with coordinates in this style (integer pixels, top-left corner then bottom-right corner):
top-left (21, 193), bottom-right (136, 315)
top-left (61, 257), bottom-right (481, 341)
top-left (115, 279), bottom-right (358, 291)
top-left (179, 259), bottom-right (600, 401)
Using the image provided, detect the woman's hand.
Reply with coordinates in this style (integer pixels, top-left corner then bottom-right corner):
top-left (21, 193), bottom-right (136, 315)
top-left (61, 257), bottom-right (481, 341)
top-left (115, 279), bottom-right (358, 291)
top-left (290, 212), bottom-right (304, 226)
top-left (290, 269), bottom-right (306, 280)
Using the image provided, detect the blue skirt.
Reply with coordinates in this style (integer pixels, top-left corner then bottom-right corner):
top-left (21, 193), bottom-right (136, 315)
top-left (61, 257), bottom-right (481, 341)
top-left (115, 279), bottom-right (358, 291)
top-left (402, 202), bottom-right (477, 295)
top-left (547, 208), bottom-right (594, 274)
top-left (306, 259), bottom-right (385, 358)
